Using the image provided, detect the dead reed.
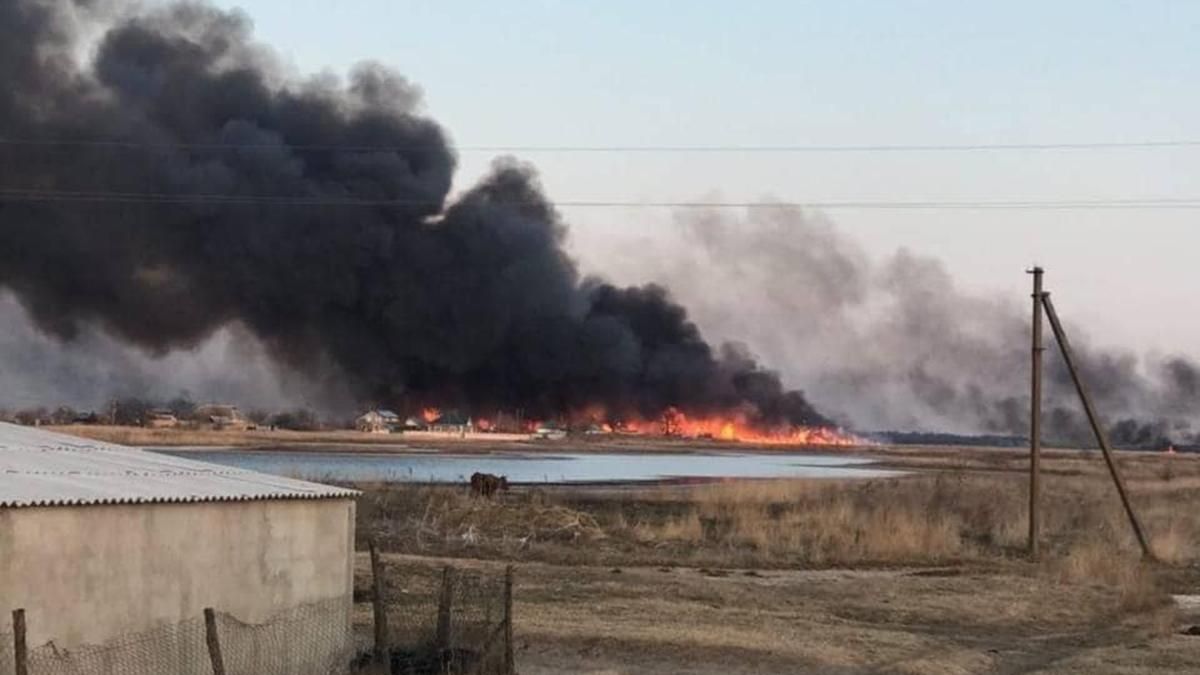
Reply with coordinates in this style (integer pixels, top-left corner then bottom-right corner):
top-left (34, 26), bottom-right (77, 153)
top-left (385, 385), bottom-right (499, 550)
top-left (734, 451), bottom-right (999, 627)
top-left (361, 463), bottom-right (1199, 573)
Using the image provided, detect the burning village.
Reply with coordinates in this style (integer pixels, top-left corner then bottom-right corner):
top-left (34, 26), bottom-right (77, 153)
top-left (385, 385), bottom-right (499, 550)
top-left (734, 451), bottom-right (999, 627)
top-left (3, 1), bottom-right (1200, 674)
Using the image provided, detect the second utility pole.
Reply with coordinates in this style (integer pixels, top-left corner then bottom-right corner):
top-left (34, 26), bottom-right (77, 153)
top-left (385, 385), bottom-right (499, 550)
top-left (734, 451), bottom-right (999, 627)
top-left (1028, 266), bottom-right (1044, 560)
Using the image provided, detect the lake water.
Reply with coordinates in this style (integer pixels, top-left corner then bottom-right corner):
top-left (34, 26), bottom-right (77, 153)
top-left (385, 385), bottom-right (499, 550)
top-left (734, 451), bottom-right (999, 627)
top-left (154, 449), bottom-right (901, 484)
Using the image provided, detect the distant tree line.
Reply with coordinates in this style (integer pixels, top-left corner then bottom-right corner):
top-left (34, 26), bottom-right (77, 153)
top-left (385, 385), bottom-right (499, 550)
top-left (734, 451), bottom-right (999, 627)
top-left (868, 429), bottom-right (1194, 452)
top-left (0, 393), bottom-right (325, 431)
top-left (866, 431), bottom-right (1027, 448)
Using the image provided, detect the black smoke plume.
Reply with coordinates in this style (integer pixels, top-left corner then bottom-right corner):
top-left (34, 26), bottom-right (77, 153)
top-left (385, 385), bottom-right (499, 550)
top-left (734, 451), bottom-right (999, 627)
top-left (0, 0), bottom-right (828, 428)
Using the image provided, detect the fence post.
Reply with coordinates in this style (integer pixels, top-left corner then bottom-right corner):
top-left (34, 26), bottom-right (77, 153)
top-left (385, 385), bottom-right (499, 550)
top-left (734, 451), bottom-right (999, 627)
top-left (368, 538), bottom-right (390, 662)
top-left (504, 565), bottom-right (515, 675)
top-left (435, 566), bottom-right (456, 653)
top-left (12, 609), bottom-right (27, 675)
top-left (203, 608), bottom-right (226, 675)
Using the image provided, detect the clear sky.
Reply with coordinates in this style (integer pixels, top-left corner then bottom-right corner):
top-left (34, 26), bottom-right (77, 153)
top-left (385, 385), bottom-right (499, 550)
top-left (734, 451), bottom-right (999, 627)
top-left (206, 0), bottom-right (1200, 357)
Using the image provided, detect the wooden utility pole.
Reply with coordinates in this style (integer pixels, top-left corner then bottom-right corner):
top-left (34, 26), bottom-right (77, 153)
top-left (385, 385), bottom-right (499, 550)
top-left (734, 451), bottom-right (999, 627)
top-left (13, 609), bottom-right (27, 675)
top-left (1041, 292), bottom-right (1154, 560)
top-left (368, 539), bottom-right (390, 661)
top-left (203, 608), bottom-right (226, 675)
top-left (1027, 267), bottom-right (1045, 559)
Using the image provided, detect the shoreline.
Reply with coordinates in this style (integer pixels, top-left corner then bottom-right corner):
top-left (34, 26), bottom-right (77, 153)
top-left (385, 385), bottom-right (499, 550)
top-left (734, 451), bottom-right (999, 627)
top-left (47, 424), bottom-right (1196, 475)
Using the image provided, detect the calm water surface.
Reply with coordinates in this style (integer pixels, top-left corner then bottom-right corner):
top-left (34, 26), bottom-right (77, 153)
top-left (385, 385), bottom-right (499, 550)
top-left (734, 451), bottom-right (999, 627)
top-left (154, 448), bottom-right (900, 484)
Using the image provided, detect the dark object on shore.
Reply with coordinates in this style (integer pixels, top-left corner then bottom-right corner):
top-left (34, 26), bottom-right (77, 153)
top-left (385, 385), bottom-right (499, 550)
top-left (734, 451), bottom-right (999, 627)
top-left (1182, 626), bottom-right (1200, 636)
top-left (470, 472), bottom-right (509, 498)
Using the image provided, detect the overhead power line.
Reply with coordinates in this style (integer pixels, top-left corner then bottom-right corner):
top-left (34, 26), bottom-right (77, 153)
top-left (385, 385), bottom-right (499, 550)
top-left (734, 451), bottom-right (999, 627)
top-left (6, 137), bottom-right (1200, 153)
top-left (5, 188), bottom-right (1200, 210)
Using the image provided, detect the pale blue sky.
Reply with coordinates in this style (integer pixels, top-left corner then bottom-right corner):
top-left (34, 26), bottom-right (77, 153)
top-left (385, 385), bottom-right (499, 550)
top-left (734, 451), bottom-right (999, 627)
top-left (206, 0), bottom-right (1200, 355)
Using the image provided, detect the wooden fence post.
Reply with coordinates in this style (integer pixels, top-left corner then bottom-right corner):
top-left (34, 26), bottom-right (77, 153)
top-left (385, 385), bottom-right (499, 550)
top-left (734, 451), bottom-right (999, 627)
top-left (203, 608), bottom-right (226, 675)
top-left (504, 565), bottom-right (515, 675)
top-left (435, 566), bottom-right (456, 653)
top-left (12, 609), bottom-right (27, 675)
top-left (368, 538), bottom-right (390, 662)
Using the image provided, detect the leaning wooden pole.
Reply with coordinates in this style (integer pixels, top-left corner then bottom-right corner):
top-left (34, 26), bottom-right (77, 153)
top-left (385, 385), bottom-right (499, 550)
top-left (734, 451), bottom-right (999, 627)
top-left (1041, 292), bottom-right (1154, 559)
top-left (1028, 266), bottom-right (1045, 560)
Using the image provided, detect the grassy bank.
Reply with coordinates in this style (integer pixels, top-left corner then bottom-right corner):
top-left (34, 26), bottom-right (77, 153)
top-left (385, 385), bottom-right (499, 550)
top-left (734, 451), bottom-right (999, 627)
top-left (357, 458), bottom-right (1200, 609)
top-left (354, 457), bottom-right (1200, 673)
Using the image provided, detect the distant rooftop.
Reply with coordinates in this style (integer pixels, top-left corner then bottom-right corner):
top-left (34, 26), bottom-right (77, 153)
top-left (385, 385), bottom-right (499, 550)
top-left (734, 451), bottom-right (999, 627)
top-left (0, 423), bottom-right (357, 509)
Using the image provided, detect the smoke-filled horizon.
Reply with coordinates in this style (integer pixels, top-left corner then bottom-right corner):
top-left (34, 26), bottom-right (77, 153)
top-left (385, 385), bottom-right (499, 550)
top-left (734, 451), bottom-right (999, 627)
top-left (3, 0), bottom-right (1197, 445)
top-left (590, 206), bottom-right (1200, 446)
top-left (0, 0), bottom-right (828, 429)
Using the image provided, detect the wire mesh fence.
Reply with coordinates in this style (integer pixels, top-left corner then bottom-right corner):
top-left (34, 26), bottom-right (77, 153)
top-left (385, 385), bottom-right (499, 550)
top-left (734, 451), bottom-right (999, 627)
top-left (0, 630), bottom-right (11, 675)
top-left (367, 558), bottom-right (514, 675)
top-left (6, 558), bottom-right (515, 675)
top-left (216, 598), bottom-right (353, 675)
top-left (5, 597), bottom-right (352, 675)
top-left (26, 615), bottom-right (209, 675)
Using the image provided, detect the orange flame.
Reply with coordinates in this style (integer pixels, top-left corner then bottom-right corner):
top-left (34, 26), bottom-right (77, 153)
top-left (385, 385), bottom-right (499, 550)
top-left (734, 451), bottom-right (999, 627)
top-left (645, 406), bottom-right (860, 446)
top-left (718, 422), bottom-right (737, 441)
top-left (421, 407), bottom-right (441, 423)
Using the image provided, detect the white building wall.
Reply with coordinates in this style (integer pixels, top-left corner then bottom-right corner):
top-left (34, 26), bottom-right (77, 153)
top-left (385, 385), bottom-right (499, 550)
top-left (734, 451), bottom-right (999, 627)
top-left (0, 498), bottom-right (355, 672)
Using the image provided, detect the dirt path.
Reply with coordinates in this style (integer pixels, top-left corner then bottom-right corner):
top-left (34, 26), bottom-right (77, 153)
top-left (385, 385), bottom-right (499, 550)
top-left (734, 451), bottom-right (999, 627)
top-left (356, 553), bottom-right (1200, 674)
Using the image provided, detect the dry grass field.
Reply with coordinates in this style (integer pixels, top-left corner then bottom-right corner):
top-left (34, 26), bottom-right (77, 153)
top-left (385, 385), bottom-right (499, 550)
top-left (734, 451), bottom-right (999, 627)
top-left (46, 424), bottom-right (1200, 671)
top-left (357, 450), bottom-right (1200, 569)
top-left (356, 552), bottom-right (1195, 675)
top-left (354, 448), bottom-right (1200, 673)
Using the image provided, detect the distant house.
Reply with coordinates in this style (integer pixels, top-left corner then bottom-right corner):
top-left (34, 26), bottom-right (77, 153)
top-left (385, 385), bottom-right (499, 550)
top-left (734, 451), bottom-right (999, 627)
top-left (72, 411), bottom-right (103, 425)
top-left (428, 411), bottom-right (473, 435)
top-left (195, 404), bottom-right (251, 431)
top-left (402, 416), bottom-right (426, 431)
top-left (355, 410), bottom-right (401, 434)
top-left (533, 422), bottom-right (567, 440)
top-left (144, 409), bottom-right (179, 429)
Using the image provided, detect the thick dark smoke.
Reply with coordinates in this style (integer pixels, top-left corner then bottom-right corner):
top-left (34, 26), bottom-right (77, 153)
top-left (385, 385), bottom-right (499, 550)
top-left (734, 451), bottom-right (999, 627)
top-left (0, 290), bottom-right (332, 412)
top-left (599, 206), bottom-right (1200, 447)
top-left (0, 0), bottom-right (828, 428)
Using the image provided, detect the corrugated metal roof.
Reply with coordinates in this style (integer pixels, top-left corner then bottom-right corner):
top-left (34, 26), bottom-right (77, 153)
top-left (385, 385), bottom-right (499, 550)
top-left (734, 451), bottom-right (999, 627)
top-left (0, 423), bottom-right (358, 508)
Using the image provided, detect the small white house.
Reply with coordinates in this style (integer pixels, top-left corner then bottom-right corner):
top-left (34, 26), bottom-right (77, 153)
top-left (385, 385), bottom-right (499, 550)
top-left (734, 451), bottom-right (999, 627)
top-left (0, 423), bottom-right (358, 674)
top-left (355, 409), bottom-right (400, 433)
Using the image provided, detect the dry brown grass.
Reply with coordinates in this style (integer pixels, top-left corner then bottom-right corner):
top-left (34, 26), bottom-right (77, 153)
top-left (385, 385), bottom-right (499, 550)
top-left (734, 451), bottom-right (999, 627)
top-left (359, 456), bottom-right (1200, 582)
top-left (352, 449), bottom-right (1200, 672)
top-left (640, 475), bottom-right (1016, 565)
top-left (358, 486), bottom-right (607, 561)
